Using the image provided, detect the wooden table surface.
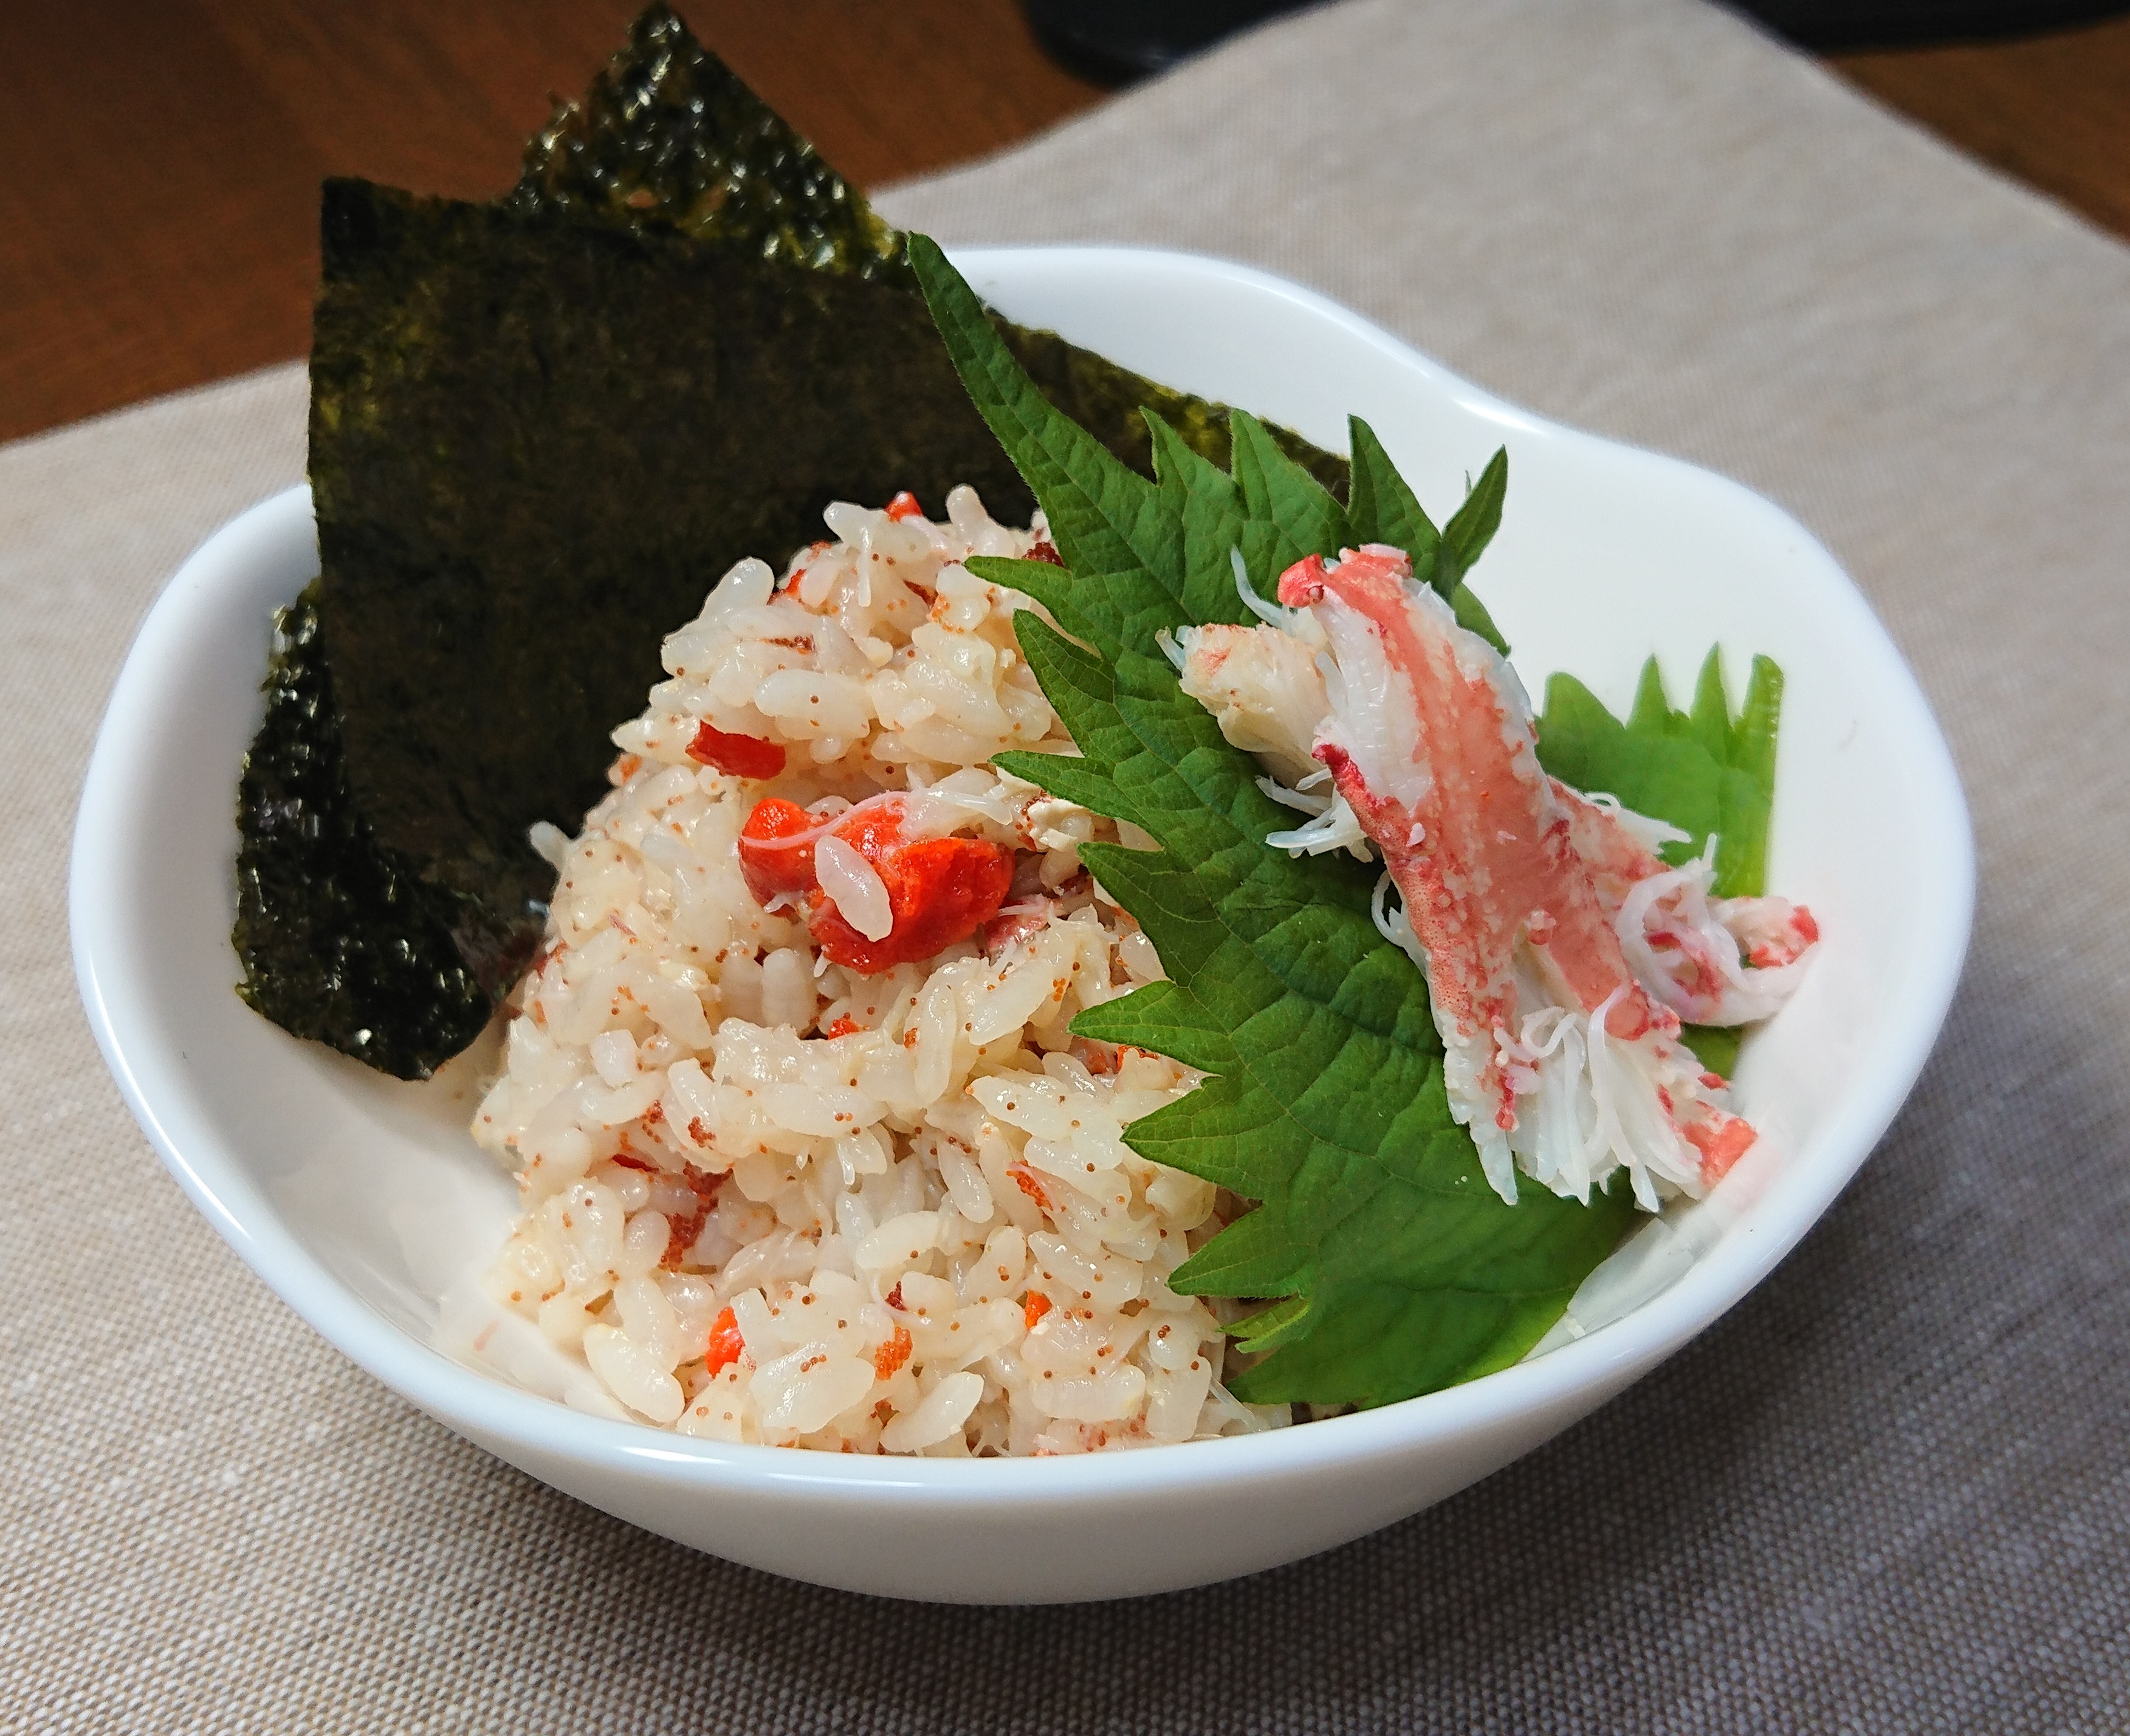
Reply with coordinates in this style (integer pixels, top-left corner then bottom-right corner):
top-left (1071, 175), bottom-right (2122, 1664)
top-left (3, 1), bottom-right (2127, 449)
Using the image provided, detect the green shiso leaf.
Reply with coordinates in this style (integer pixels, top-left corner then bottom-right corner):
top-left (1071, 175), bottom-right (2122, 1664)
top-left (235, 3), bottom-right (1346, 1079)
top-left (912, 233), bottom-right (1637, 1408)
top-left (1533, 648), bottom-right (1784, 900)
top-left (1441, 448), bottom-right (1509, 586)
top-left (999, 322), bottom-right (1348, 500)
top-left (1345, 414), bottom-right (1509, 654)
top-left (1230, 408), bottom-right (1351, 580)
top-left (1346, 416), bottom-right (1441, 581)
top-left (1678, 1022), bottom-right (1744, 1082)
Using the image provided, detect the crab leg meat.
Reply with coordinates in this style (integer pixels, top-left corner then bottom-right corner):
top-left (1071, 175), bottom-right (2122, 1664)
top-left (1277, 545), bottom-right (1771, 1207)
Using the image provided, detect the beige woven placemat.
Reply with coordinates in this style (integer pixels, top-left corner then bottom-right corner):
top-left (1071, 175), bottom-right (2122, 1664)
top-left (7, 0), bottom-right (2128, 1727)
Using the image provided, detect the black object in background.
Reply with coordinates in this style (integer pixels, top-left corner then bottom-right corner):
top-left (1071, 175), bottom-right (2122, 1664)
top-left (1022, 0), bottom-right (1318, 83)
top-left (1022, 0), bottom-right (2130, 81)
top-left (1735, 0), bottom-right (2130, 49)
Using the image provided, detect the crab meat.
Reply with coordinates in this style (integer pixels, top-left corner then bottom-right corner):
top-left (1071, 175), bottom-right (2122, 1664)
top-left (1276, 544), bottom-right (1786, 1208)
top-left (1176, 622), bottom-right (1328, 787)
top-left (1558, 785), bottom-right (1819, 1028)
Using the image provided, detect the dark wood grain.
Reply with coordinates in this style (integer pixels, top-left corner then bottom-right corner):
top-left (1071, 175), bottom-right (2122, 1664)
top-left (1, 2), bottom-right (2125, 447)
top-left (0, 1), bottom-right (1104, 445)
top-left (1832, 15), bottom-right (2130, 239)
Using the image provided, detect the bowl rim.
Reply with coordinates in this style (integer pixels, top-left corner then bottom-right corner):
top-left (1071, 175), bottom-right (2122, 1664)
top-left (69, 242), bottom-right (1975, 1506)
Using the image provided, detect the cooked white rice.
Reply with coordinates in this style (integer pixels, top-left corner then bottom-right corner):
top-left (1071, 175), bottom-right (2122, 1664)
top-left (464, 487), bottom-right (1287, 1453)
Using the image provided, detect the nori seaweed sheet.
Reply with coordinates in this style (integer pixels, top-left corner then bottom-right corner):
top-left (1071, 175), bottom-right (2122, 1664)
top-left (504, 5), bottom-right (1345, 492)
top-left (508, 4), bottom-right (904, 283)
top-left (310, 174), bottom-right (1051, 925)
top-left (234, 587), bottom-right (496, 1077)
top-left (235, 3), bottom-right (1348, 1080)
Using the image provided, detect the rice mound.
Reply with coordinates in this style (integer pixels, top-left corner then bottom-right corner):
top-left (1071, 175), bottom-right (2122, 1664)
top-left (467, 487), bottom-right (1287, 1454)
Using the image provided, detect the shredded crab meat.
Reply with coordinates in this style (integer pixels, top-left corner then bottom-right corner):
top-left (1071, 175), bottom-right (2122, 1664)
top-left (1175, 541), bottom-right (1822, 1209)
top-left (1556, 784), bottom-right (1819, 1025)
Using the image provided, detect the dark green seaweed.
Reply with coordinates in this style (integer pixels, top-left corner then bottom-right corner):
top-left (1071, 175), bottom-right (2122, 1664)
top-left (509, 4), bottom-right (903, 281)
top-left (309, 175), bottom-right (1050, 925)
top-left (234, 4), bottom-right (1347, 1079)
top-left (234, 586), bottom-right (497, 1076)
top-left (507, 4), bottom-right (1344, 489)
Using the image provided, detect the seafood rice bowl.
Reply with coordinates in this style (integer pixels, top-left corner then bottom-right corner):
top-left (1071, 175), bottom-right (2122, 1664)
top-left (448, 479), bottom-right (1817, 1456)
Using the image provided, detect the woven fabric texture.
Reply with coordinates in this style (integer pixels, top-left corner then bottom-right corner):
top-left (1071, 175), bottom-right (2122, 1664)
top-left (7, 0), bottom-right (2128, 1727)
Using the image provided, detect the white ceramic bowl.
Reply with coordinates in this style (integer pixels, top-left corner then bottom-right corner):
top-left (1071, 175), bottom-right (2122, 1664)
top-left (70, 247), bottom-right (1971, 1604)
